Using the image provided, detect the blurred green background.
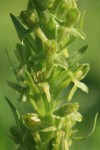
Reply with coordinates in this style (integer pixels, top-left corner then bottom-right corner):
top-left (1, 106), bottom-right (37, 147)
top-left (0, 0), bottom-right (100, 149)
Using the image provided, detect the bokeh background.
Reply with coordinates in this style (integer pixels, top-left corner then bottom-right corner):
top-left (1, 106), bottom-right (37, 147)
top-left (0, 0), bottom-right (100, 149)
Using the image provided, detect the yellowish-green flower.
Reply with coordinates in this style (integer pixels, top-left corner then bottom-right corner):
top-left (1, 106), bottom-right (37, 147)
top-left (5, 0), bottom-right (97, 150)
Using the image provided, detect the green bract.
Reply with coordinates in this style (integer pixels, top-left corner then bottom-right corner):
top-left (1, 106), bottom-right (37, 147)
top-left (6, 0), bottom-right (97, 150)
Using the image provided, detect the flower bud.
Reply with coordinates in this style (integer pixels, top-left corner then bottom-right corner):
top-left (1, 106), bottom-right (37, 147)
top-left (57, 26), bottom-right (70, 46)
top-left (20, 11), bottom-right (37, 27)
top-left (42, 0), bottom-right (55, 8)
top-left (22, 113), bottom-right (41, 129)
top-left (74, 64), bottom-right (90, 80)
top-left (43, 40), bottom-right (57, 56)
top-left (65, 8), bottom-right (80, 27)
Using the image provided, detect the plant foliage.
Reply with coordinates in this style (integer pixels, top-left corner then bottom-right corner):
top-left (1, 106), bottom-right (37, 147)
top-left (6, 0), bottom-right (97, 150)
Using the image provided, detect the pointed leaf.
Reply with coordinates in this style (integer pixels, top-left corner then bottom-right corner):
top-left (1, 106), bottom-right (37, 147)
top-left (7, 81), bottom-right (26, 92)
top-left (29, 53), bottom-right (46, 62)
top-left (5, 97), bottom-right (20, 125)
top-left (54, 54), bottom-right (68, 69)
top-left (25, 71), bottom-right (39, 94)
top-left (10, 13), bottom-right (37, 52)
top-left (27, 0), bottom-right (34, 11)
top-left (5, 49), bottom-right (17, 75)
top-left (10, 13), bottom-right (25, 40)
top-left (31, 0), bottom-right (45, 11)
top-left (60, 36), bottom-right (76, 51)
top-left (67, 45), bottom-right (88, 69)
top-left (15, 44), bottom-right (25, 62)
top-left (10, 126), bottom-right (22, 144)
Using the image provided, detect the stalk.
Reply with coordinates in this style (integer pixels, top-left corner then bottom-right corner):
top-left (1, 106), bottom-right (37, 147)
top-left (5, 0), bottom-right (97, 150)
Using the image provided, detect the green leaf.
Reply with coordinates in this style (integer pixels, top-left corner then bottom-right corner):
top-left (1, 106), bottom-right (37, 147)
top-left (51, 0), bottom-right (63, 14)
top-left (15, 43), bottom-right (31, 64)
top-left (31, 0), bottom-right (45, 11)
top-left (5, 49), bottom-right (17, 75)
top-left (41, 0), bottom-right (55, 8)
top-left (7, 81), bottom-right (26, 92)
top-left (29, 98), bottom-right (39, 112)
top-left (10, 126), bottom-right (22, 144)
top-left (10, 13), bottom-right (25, 40)
top-left (5, 97), bottom-right (20, 125)
top-left (25, 71), bottom-right (40, 94)
top-left (60, 36), bottom-right (76, 51)
top-left (27, 0), bottom-right (34, 11)
top-left (15, 44), bottom-right (25, 62)
top-left (10, 13), bottom-right (37, 52)
top-left (67, 45), bottom-right (88, 69)
top-left (29, 53), bottom-right (46, 62)
top-left (54, 54), bottom-right (68, 69)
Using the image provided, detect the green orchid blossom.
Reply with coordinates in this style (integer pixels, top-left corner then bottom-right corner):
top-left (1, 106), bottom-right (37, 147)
top-left (6, 0), bottom-right (98, 150)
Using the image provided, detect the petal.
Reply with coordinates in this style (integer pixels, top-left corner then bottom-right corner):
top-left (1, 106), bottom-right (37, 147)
top-left (77, 81), bottom-right (88, 93)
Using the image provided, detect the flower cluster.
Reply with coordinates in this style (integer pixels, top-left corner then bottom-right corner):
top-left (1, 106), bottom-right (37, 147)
top-left (6, 0), bottom-right (91, 150)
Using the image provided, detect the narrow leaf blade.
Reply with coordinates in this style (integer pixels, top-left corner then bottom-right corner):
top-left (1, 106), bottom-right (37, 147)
top-left (10, 13), bottom-right (26, 40)
top-left (10, 13), bottom-right (37, 52)
top-left (5, 97), bottom-right (20, 125)
top-left (67, 45), bottom-right (88, 69)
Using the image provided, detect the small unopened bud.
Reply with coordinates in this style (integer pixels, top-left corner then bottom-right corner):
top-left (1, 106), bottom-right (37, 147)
top-left (65, 8), bottom-right (80, 27)
top-left (23, 113), bottom-right (41, 129)
top-left (43, 0), bottom-right (55, 8)
top-left (20, 11), bottom-right (37, 27)
top-left (43, 40), bottom-right (57, 56)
